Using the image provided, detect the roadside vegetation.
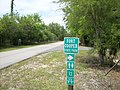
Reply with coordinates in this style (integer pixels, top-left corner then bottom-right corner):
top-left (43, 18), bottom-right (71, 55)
top-left (0, 50), bottom-right (120, 90)
top-left (0, 13), bottom-right (68, 49)
top-left (0, 0), bottom-right (70, 49)
top-left (58, 0), bottom-right (120, 66)
top-left (0, 41), bottom-right (55, 52)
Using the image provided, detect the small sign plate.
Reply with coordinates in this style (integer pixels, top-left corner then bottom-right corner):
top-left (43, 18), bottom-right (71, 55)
top-left (67, 54), bottom-right (74, 61)
top-left (67, 77), bottom-right (74, 85)
top-left (67, 69), bottom-right (74, 77)
top-left (64, 37), bottom-right (79, 54)
top-left (67, 62), bottom-right (74, 69)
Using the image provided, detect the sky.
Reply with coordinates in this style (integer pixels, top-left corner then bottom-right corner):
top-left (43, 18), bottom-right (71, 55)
top-left (0, 0), bottom-right (65, 26)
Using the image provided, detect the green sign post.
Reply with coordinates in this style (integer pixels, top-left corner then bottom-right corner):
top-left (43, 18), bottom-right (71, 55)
top-left (64, 37), bottom-right (79, 90)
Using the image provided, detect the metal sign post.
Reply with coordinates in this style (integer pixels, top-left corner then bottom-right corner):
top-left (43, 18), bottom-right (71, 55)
top-left (68, 85), bottom-right (73, 90)
top-left (64, 37), bottom-right (79, 90)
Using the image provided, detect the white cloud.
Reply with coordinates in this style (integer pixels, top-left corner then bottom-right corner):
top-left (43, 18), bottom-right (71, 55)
top-left (0, 0), bottom-right (11, 15)
top-left (0, 0), bottom-right (65, 26)
top-left (15, 0), bottom-right (51, 11)
top-left (43, 15), bottom-right (64, 25)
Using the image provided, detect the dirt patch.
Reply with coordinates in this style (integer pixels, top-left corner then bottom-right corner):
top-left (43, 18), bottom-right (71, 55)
top-left (76, 54), bottom-right (120, 90)
top-left (75, 69), bottom-right (120, 90)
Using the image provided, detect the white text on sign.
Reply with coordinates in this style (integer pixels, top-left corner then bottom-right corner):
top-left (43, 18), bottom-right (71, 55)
top-left (66, 38), bottom-right (76, 43)
top-left (64, 44), bottom-right (77, 48)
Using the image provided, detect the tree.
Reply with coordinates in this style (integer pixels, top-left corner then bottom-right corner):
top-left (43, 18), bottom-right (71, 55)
top-left (0, 14), bottom-right (19, 46)
top-left (0, 17), bottom-right (3, 47)
top-left (47, 22), bottom-right (66, 40)
top-left (0, 12), bottom-right (67, 47)
top-left (17, 13), bottom-right (43, 44)
top-left (58, 0), bottom-right (120, 65)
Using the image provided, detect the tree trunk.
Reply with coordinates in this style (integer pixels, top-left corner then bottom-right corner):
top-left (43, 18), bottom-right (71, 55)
top-left (11, 0), bottom-right (14, 16)
top-left (99, 52), bottom-right (104, 65)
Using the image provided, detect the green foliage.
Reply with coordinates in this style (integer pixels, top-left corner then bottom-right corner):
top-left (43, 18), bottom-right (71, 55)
top-left (0, 13), bottom-right (66, 47)
top-left (58, 0), bottom-right (120, 65)
top-left (47, 22), bottom-right (67, 40)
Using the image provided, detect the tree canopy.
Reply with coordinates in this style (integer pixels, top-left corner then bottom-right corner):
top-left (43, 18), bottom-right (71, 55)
top-left (0, 13), bottom-right (67, 47)
top-left (58, 0), bottom-right (120, 65)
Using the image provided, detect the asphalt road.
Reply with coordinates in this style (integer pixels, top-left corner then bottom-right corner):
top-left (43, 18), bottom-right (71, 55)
top-left (0, 42), bottom-right (63, 69)
top-left (0, 41), bottom-right (91, 69)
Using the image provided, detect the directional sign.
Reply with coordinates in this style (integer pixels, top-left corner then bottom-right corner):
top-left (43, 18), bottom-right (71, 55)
top-left (66, 53), bottom-right (75, 85)
top-left (64, 37), bottom-right (79, 86)
top-left (67, 77), bottom-right (74, 85)
top-left (67, 54), bottom-right (74, 61)
top-left (67, 62), bottom-right (74, 69)
top-left (67, 69), bottom-right (74, 77)
top-left (64, 37), bottom-right (79, 54)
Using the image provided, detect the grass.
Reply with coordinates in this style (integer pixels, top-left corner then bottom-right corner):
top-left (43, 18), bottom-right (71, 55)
top-left (0, 41), bottom-right (56, 52)
top-left (0, 50), bottom-right (119, 90)
top-left (0, 45), bottom-right (36, 52)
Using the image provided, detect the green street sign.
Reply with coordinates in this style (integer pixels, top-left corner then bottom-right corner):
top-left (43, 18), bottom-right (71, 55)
top-left (67, 54), bottom-right (74, 61)
top-left (64, 37), bottom-right (79, 54)
top-left (67, 62), bottom-right (74, 69)
top-left (67, 77), bottom-right (74, 85)
top-left (67, 69), bottom-right (74, 77)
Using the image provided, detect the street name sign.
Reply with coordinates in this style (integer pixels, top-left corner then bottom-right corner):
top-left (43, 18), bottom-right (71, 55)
top-left (64, 37), bottom-right (79, 54)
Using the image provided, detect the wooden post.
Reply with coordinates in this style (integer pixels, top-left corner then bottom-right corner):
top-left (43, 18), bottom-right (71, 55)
top-left (68, 85), bottom-right (73, 90)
